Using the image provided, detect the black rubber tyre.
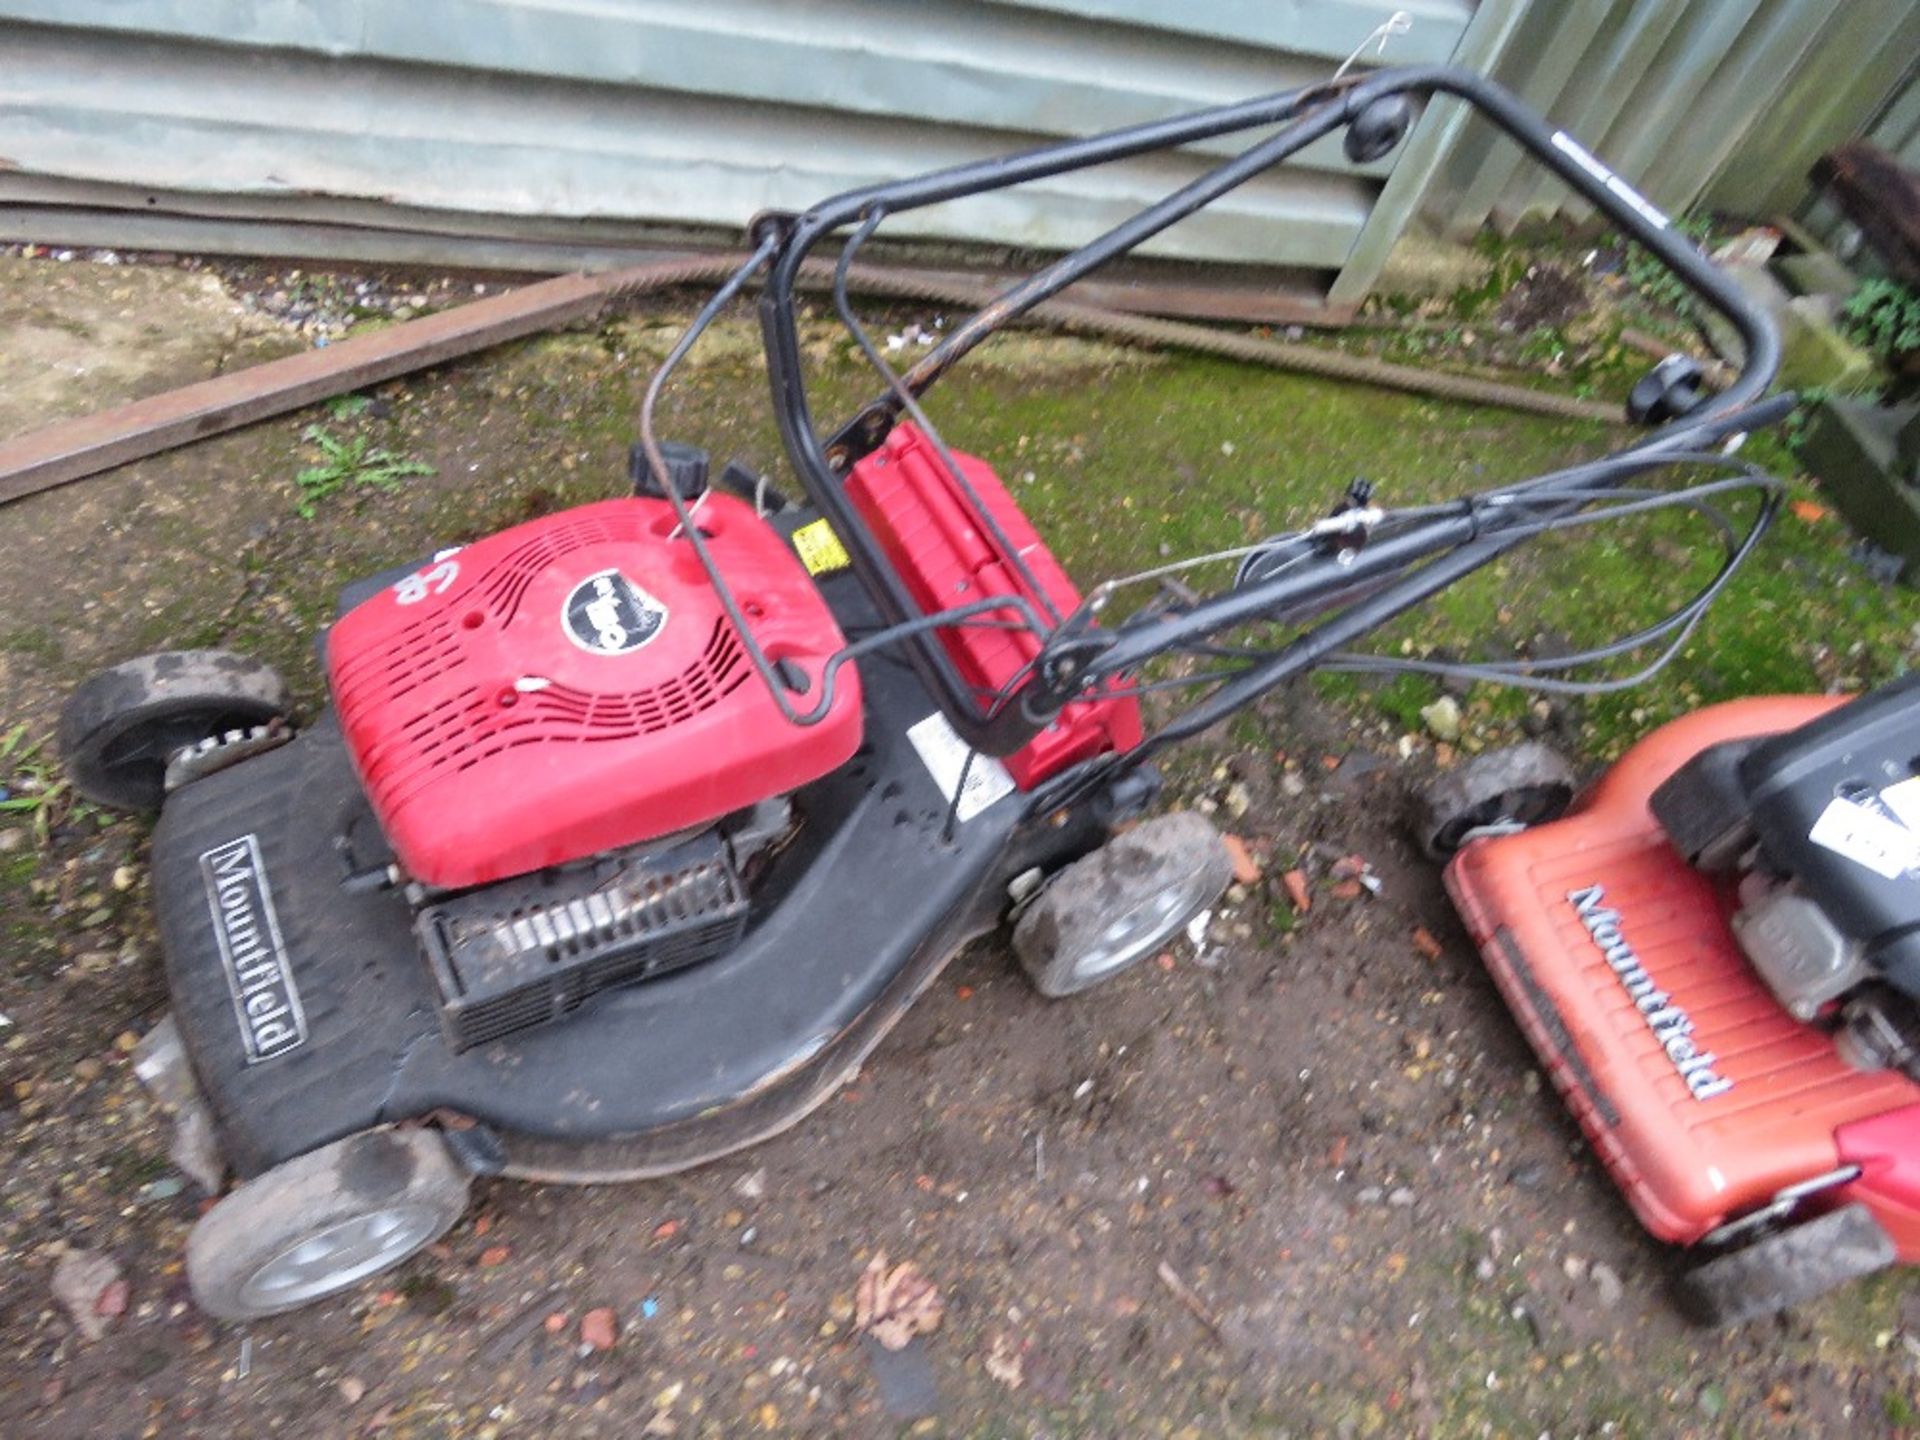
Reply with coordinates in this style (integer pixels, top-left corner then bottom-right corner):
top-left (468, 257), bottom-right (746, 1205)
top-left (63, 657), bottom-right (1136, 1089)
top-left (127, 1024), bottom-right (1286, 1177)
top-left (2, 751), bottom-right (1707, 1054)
top-left (1013, 811), bottom-right (1232, 998)
top-left (58, 650), bottom-right (289, 811)
top-left (1676, 1203), bottom-right (1896, 1328)
top-left (186, 1127), bottom-right (471, 1321)
top-left (1413, 741), bottom-right (1577, 863)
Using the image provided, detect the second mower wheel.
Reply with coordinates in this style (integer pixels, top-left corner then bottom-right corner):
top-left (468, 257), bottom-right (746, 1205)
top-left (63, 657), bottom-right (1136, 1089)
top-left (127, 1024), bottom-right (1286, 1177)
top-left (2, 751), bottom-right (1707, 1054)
top-left (1013, 811), bottom-right (1232, 998)
top-left (186, 1127), bottom-right (471, 1321)
top-left (1675, 1203), bottom-right (1896, 1327)
top-left (58, 650), bottom-right (289, 811)
top-left (1414, 741), bottom-right (1576, 863)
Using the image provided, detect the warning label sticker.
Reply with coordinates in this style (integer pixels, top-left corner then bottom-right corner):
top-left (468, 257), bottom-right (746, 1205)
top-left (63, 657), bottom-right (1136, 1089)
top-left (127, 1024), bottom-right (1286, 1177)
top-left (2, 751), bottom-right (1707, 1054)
top-left (1881, 776), bottom-right (1920, 835)
top-left (907, 711), bottom-right (1016, 823)
top-left (1809, 795), bottom-right (1920, 880)
top-left (792, 519), bottom-right (852, 575)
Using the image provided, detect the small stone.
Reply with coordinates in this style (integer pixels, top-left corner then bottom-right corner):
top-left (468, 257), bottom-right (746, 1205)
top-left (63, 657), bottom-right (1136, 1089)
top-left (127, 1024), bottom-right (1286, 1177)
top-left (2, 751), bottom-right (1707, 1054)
top-left (1386, 1187), bottom-right (1415, 1208)
top-left (0, 828), bottom-right (25, 853)
top-left (339, 1377), bottom-right (367, 1405)
top-left (52, 1249), bottom-right (124, 1342)
top-left (1506, 1162), bottom-right (1546, 1190)
top-left (544, 1311), bottom-right (569, 1334)
top-left (94, 1279), bottom-right (130, 1321)
top-left (1356, 1186), bottom-right (1385, 1205)
top-left (1223, 782), bottom-right (1251, 818)
top-left (1221, 835), bottom-right (1262, 886)
top-left (1590, 1261), bottom-right (1624, 1308)
top-left (111, 866), bottom-right (139, 892)
top-left (734, 1167), bottom-right (768, 1201)
top-left (1420, 696), bottom-right (1462, 742)
top-left (580, 1306), bottom-right (618, 1351)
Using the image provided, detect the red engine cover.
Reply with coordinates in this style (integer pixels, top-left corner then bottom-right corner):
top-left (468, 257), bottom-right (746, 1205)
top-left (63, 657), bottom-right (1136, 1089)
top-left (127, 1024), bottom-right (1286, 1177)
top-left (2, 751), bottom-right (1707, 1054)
top-left (328, 494), bottom-right (861, 888)
top-left (1445, 695), bottom-right (1920, 1249)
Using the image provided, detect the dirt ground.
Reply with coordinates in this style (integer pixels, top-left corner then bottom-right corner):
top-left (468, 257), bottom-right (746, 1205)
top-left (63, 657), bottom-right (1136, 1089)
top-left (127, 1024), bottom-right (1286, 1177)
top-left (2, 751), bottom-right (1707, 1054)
top-left (3, 250), bottom-right (1918, 1440)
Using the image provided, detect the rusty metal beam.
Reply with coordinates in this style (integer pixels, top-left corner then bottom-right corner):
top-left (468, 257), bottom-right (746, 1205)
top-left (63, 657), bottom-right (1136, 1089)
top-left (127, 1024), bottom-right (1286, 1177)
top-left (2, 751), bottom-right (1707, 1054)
top-left (1, 245), bottom-right (1599, 512)
top-left (0, 250), bottom-right (1362, 510)
top-left (0, 254), bottom-right (742, 508)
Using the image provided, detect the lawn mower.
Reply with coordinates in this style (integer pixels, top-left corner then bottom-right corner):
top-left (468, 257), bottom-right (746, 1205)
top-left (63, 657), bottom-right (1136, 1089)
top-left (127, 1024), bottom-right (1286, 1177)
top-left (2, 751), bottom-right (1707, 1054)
top-left (58, 65), bottom-right (1788, 1319)
top-left (1425, 673), bottom-right (1920, 1326)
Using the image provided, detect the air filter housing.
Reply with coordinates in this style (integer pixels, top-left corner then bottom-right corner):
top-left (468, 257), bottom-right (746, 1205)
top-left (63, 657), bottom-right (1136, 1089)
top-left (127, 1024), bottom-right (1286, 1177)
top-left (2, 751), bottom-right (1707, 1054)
top-left (417, 830), bottom-right (749, 1051)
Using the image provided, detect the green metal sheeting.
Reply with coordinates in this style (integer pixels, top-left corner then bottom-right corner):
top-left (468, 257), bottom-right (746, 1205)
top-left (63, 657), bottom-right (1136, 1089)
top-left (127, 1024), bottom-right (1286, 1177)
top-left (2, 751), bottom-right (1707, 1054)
top-left (0, 0), bottom-right (1478, 306)
top-left (1431, 0), bottom-right (1920, 235)
top-left (0, 1), bottom-right (1910, 302)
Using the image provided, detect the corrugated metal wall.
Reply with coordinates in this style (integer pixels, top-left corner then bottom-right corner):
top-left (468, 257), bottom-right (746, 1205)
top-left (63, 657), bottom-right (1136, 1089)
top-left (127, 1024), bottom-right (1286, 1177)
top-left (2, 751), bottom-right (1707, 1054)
top-left (1865, 67), bottom-right (1920, 173)
top-left (1427, 0), bottom-right (1920, 237)
top-left (1, 2), bottom-right (1911, 303)
top-left (0, 0), bottom-right (1487, 310)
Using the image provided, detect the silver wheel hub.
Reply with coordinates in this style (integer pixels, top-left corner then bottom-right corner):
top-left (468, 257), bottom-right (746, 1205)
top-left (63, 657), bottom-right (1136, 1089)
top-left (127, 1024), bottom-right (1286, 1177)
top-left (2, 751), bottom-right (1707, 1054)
top-left (1069, 875), bottom-right (1208, 983)
top-left (240, 1203), bottom-right (441, 1307)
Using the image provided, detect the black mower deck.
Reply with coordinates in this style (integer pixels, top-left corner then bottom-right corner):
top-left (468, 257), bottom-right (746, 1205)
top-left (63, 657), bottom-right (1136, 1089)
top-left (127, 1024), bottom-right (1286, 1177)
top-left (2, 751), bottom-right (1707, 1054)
top-left (151, 550), bottom-right (1105, 1181)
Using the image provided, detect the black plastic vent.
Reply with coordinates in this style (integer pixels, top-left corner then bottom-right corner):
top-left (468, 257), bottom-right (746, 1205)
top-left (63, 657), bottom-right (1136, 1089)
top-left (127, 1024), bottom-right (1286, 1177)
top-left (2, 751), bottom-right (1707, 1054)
top-left (417, 832), bottom-right (748, 1051)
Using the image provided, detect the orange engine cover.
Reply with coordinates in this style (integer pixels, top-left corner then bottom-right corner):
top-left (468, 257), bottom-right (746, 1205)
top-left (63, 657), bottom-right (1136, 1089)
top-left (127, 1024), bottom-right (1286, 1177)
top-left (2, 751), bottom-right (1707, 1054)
top-left (1446, 696), bottom-right (1920, 1248)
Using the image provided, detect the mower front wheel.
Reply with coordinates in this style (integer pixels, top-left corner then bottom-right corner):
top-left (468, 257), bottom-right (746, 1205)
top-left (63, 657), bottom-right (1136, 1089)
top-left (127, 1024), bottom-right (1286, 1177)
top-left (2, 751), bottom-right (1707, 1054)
top-left (1414, 741), bottom-right (1576, 863)
top-left (186, 1127), bottom-right (471, 1321)
top-left (1676, 1203), bottom-right (1896, 1327)
top-left (1013, 811), bottom-right (1231, 998)
top-left (59, 649), bottom-right (289, 811)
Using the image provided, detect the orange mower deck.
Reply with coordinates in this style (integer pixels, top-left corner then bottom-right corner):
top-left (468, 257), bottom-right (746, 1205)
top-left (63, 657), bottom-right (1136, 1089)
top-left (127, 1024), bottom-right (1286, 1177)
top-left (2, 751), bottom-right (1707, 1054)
top-left (1446, 696), bottom-right (1920, 1259)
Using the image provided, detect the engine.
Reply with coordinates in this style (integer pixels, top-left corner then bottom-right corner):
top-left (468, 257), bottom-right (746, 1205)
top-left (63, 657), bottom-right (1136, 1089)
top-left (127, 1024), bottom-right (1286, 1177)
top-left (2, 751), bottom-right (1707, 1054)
top-left (327, 493), bottom-right (862, 889)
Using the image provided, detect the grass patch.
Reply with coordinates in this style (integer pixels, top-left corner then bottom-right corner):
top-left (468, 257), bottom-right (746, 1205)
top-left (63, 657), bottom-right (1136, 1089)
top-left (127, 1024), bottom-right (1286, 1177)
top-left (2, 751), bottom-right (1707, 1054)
top-left (0, 724), bottom-right (95, 850)
top-left (862, 346), bottom-right (1895, 758)
top-left (294, 424), bottom-right (436, 517)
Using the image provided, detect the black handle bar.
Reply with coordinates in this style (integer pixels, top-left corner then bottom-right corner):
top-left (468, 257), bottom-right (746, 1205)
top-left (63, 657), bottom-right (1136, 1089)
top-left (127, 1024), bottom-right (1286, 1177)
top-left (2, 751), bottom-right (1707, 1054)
top-left (752, 65), bottom-right (1783, 759)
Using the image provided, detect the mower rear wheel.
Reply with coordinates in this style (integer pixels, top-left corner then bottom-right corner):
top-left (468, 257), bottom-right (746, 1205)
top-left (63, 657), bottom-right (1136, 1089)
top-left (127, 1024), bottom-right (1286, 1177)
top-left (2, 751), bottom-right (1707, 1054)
top-left (1676, 1203), bottom-right (1896, 1327)
top-left (1013, 811), bottom-right (1231, 998)
top-left (186, 1127), bottom-right (471, 1321)
top-left (59, 650), bottom-right (289, 811)
top-left (1414, 741), bottom-right (1576, 863)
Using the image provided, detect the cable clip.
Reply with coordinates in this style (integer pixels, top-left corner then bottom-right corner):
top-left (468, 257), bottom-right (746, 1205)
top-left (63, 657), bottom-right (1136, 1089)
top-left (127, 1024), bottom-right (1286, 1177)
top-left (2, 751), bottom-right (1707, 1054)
top-left (1309, 477), bottom-right (1382, 561)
